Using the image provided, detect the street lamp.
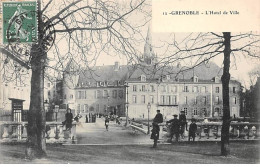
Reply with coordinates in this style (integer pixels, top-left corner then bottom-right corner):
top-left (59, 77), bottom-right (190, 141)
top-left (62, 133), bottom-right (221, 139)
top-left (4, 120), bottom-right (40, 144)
top-left (147, 102), bottom-right (151, 134)
top-left (125, 102), bottom-right (129, 126)
top-left (54, 105), bottom-right (59, 139)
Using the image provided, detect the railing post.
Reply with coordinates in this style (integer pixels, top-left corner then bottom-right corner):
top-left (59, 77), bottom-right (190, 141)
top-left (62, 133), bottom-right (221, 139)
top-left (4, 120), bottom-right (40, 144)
top-left (48, 125), bottom-right (56, 141)
top-left (2, 124), bottom-right (9, 139)
top-left (21, 123), bottom-right (27, 140)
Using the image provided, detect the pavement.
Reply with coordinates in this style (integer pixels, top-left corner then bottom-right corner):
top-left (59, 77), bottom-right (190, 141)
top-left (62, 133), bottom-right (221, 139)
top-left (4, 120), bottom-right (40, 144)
top-left (0, 117), bottom-right (259, 164)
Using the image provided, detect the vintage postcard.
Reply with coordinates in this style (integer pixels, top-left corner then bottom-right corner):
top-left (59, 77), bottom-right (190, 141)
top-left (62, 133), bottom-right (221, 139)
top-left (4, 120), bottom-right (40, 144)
top-left (0, 0), bottom-right (259, 164)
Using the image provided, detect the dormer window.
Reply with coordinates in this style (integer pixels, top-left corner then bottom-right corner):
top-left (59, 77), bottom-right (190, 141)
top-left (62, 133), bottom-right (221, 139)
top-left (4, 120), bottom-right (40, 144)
top-left (214, 76), bottom-right (220, 83)
top-left (166, 75), bottom-right (170, 80)
top-left (193, 76), bottom-right (198, 83)
top-left (141, 75), bottom-right (146, 82)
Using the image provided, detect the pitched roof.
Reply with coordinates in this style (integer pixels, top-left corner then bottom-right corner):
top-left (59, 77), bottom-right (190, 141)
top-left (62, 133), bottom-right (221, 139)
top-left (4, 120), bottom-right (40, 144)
top-left (75, 62), bottom-right (224, 86)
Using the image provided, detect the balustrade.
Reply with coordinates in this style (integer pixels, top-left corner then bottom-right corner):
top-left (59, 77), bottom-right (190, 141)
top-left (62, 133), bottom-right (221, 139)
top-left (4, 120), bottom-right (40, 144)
top-left (160, 122), bottom-right (259, 141)
top-left (0, 121), bottom-right (77, 144)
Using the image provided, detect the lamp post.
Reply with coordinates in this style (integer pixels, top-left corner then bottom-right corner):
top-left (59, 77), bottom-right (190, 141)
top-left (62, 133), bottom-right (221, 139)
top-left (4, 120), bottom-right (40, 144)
top-left (125, 102), bottom-right (129, 126)
top-left (54, 105), bottom-right (59, 139)
top-left (147, 102), bottom-right (151, 134)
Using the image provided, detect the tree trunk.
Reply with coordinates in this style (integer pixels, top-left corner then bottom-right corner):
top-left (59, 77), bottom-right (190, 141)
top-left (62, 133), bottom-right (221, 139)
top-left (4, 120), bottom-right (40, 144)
top-left (221, 32), bottom-right (231, 156)
top-left (25, 46), bottom-right (46, 159)
top-left (25, 0), bottom-right (47, 158)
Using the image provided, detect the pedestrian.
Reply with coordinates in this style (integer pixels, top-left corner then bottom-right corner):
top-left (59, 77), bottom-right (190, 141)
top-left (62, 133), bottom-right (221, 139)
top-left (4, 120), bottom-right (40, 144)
top-left (85, 115), bottom-right (89, 123)
top-left (188, 118), bottom-right (197, 142)
top-left (105, 116), bottom-right (109, 131)
top-left (179, 111), bottom-right (187, 139)
top-left (150, 110), bottom-right (163, 148)
top-left (64, 108), bottom-right (73, 130)
top-left (167, 114), bottom-right (180, 142)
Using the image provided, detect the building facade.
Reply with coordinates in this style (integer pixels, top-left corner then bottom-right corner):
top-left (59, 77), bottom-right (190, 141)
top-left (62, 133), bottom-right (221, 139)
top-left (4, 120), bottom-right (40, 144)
top-left (58, 28), bottom-right (242, 120)
top-left (126, 75), bottom-right (241, 120)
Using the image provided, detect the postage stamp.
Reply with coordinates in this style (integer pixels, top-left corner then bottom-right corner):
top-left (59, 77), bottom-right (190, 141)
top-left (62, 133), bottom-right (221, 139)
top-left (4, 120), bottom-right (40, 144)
top-left (2, 1), bottom-right (38, 44)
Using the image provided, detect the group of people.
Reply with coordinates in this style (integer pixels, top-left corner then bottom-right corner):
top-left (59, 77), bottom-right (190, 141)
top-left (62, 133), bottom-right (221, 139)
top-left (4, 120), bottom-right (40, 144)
top-left (166, 111), bottom-right (197, 142)
top-left (151, 110), bottom-right (198, 148)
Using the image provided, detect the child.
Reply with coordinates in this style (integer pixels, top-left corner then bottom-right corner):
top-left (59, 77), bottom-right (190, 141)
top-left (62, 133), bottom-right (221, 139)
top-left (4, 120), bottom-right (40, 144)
top-left (188, 118), bottom-right (197, 142)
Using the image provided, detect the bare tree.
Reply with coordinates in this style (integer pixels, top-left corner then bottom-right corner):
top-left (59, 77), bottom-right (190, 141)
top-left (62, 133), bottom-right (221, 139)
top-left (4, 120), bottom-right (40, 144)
top-left (1, 0), bottom-right (150, 159)
top-left (158, 32), bottom-right (260, 156)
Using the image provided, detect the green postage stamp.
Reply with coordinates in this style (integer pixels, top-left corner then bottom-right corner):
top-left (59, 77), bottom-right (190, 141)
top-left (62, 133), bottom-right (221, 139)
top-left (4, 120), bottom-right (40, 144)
top-left (2, 1), bottom-right (38, 43)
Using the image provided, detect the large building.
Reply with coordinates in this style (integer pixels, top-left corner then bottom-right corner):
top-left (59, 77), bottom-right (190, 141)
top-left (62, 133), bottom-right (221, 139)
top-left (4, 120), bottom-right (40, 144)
top-left (59, 29), bottom-right (242, 120)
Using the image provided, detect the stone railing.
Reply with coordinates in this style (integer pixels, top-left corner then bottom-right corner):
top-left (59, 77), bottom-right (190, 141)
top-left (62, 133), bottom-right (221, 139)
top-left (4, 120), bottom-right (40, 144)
top-left (159, 122), bottom-right (260, 141)
top-left (0, 121), bottom-right (77, 144)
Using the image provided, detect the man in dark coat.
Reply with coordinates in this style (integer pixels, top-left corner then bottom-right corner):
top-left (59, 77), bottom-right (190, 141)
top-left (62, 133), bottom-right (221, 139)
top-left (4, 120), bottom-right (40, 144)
top-left (151, 110), bottom-right (163, 148)
top-left (65, 108), bottom-right (73, 130)
top-left (167, 114), bottom-right (180, 142)
top-left (179, 111), bottom-right (187, 139)
top-left (188, 118), bottom-right (197, 142)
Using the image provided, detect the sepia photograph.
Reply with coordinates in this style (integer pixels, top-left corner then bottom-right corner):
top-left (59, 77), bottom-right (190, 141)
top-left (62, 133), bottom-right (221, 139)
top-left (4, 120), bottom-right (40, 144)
top-left (0, 0), bottom-right (259, 164)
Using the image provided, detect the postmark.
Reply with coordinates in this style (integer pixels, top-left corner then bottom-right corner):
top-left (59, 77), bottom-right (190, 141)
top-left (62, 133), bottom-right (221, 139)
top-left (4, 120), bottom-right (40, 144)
top-left (3, 1), bottom-right (38, 44)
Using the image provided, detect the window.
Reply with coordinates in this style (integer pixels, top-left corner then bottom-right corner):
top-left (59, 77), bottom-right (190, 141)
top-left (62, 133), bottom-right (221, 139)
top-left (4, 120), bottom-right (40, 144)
top-left (233, 97), bottom-right (237, 104)
top-left (84, 104), bottom-right (89, 112)
top-left (194, 96), bottom-right (197, 105)
top-left (233, 87), bottom-right (236, 93)
top-left (215, 87), bottom-right (220, 93)
top-left (70, 94), bottom-right (73, 99)
top-left (193, 86), bottom-right (198, 93)
top-left (215, 96), bottom-right (220, 104)
top-left (118, 90), bottom-right (123, 98)
top-left (141, 75), bottom-right (146, 81)
top-left (81, 104), bottom-right (84, 112)
top-left (167, 96), bottom-right (171, 105)
top-left (96, 90), bottom-right (102, 98)
top-left (77, 91), bottom-right (81, 99)
top-left (141, 85), bottom-right (146, 92)
top-left (184, 86), bottom-right (189, 92)
top-left (133, 85), bottom-right (137, 92)
top-left (112, 90), bottom-right (117, 98)
top-left (77, 104), bottom-right (80, 113)
top-left (48, 91), bottom-right (51, 96)
top-left (171, 86), bottom-right (177, 92)
top-left (161, 85), bottom-right (166, 92)
top-left (141, 95), bottom-right (145, 103)
top-left (193, 108), bottom-right (198, 115)
top-left (203, 97), bottom-right (207, 105)
top-left (185, 96), bottom-right (188, 104)
top-left (150, 85), bottom-right (155, 92)
top-left (172, 95), bottom-right (177, 105)
top-left (64, 94), bottom-right (67, 99)
top-left (47, 83), bottom-right (50, 88)
top-left (214, 108), bottom-right (220, 117)
top-left (194, 77), bottom-right (198, 82)
top-left (103, 90), bottom-right (109, 98)
top-left (133, 95), bottom-right (137, 103)
top-left (201, 108), bottom-right (207, 117)
top-left (184, 108), bottom-right (188, 115)
top-left (96, 104), bottom-right (99, 113)
top-left (160, 95), bottom-right (165, 105)
top-left (150, 95), bottom-right (154, 104)
top-left (166, 75), bottom-right (170, 80)
top-left (201, 86), bottom-right (206, 93)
